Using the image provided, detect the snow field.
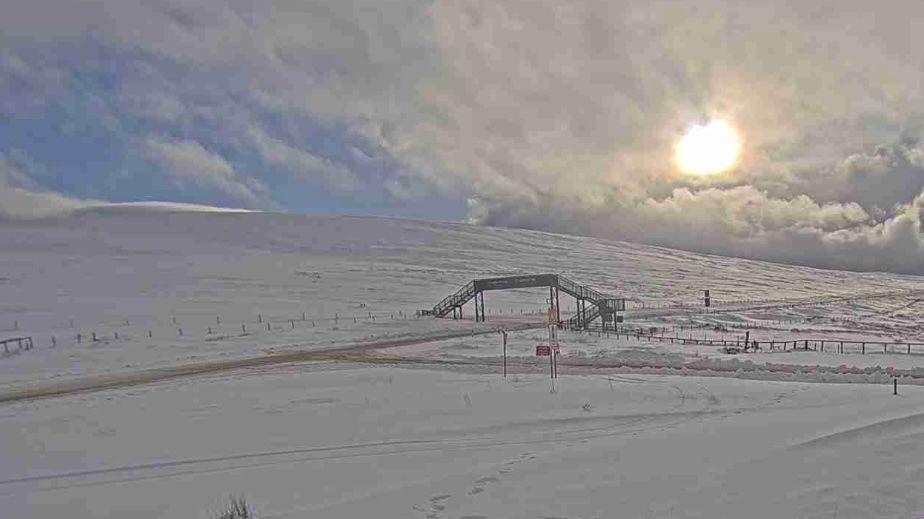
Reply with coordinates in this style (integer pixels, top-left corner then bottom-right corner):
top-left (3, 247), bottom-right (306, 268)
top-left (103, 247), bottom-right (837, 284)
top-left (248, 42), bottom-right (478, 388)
top-left (2, 366), bottom-right (924, 518)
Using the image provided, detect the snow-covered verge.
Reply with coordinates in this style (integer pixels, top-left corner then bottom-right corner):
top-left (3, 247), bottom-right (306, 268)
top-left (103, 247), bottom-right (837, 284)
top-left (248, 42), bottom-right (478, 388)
top-left (2, 365), bottom-right (923, 519)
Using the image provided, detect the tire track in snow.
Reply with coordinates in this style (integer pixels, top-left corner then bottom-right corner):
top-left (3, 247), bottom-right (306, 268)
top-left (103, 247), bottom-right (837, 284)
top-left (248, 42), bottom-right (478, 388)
top-left (0, 401), bottom-right (768, 496)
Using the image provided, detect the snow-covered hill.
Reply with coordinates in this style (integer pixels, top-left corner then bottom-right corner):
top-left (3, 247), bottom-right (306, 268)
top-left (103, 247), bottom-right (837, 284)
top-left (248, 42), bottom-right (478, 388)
top-left (2, 210), bottom-right (923, 383)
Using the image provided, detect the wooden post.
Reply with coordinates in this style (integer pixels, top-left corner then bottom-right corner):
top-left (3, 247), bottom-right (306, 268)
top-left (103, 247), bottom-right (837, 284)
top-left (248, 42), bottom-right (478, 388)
top-left (862, 342), bottom-right (865, 354)
top-left (894, 378), bottom-right (898, 396)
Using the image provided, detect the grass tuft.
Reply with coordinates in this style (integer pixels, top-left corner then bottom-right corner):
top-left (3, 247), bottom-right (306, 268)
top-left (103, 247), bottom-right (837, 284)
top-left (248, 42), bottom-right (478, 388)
top-left (214, 495), bottom-right (255, 519)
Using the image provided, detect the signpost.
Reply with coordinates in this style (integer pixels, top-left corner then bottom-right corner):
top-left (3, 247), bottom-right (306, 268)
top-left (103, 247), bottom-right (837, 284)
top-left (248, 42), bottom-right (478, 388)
top-left (501, 330), bottom-right (508, 378)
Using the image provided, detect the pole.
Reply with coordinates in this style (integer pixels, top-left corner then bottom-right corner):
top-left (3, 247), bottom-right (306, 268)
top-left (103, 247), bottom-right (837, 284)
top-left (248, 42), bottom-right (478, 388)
top-left (894, 378), bottom-right (898, 396)
top-left (555, 287), bottom-right (561, 325)
top-left (502, 331), bottom-right (507, 378)
top-left (550, 348), bottom-right (554, 379)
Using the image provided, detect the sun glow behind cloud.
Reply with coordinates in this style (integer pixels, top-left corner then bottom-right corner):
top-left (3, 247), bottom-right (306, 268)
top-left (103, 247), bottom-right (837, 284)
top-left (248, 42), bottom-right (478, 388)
top-left (674, 119), bottom-right (742, 176)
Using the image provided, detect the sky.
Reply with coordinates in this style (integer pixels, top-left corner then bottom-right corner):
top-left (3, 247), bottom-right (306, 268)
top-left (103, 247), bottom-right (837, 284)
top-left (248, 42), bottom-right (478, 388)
top-left (2, 1), bottom-right (924, 274)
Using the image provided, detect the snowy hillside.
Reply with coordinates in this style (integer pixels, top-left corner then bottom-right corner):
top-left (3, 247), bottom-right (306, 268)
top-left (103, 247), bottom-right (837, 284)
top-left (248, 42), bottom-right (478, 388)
top-left (2, 210), bottom-right (924, 383)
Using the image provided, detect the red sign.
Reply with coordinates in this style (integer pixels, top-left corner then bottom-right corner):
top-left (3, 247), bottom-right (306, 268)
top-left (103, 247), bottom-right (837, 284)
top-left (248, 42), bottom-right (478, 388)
top-left (536, 345), bottom-right (552, 356)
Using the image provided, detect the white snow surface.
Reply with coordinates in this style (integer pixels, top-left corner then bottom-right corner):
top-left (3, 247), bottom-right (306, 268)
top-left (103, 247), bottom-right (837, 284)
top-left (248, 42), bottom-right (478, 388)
top-left (3, 210), bottom-right (924, 517)
top-left (4, 366), bottom-right (924, 519)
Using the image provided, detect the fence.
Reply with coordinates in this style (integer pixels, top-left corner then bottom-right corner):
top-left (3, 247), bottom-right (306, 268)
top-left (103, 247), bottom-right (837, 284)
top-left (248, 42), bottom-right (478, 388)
top-left (565, 324), bottom-right (924, 356)
top-left (1, 336), bottom-right (33, 355)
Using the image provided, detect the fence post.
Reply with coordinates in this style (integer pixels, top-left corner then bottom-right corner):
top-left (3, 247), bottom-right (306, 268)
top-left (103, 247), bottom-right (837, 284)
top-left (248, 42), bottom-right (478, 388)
top-left (862, 342), bottom-right (865, 354)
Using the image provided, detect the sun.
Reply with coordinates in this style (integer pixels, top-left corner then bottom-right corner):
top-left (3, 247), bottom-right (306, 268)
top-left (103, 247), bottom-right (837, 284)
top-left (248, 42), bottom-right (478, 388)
top-left (674, 119), bottom-right (742, 176)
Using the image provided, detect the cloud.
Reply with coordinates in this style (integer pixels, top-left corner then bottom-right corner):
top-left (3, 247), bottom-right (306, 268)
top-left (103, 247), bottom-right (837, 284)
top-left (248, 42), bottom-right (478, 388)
top-left (0, 153), bottom-right (98, 218)
top-left (6, 1), bottom-right (924, 272)
top-left (144, 137), bottom-right (268, 206)
top-left (0, 152), bottom-right (257, 219)
top-left (247, 125), bottom-right (360, 191)
top-left (406, 1), bottom-right (924, 274)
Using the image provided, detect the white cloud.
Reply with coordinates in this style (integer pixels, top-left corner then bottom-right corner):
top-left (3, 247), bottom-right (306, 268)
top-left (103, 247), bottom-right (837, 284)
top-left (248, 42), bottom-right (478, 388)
top-left (247, 126), bottom-right (360, 191)
top-left (0, 154), bottom-right (98, 218)
top-left (144, 137), bottom-right (267, 206)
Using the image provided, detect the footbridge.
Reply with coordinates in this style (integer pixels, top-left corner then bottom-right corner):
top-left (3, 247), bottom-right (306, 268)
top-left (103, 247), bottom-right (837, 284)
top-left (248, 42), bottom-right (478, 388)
top-left (430, 274), bottom-right (625, 330)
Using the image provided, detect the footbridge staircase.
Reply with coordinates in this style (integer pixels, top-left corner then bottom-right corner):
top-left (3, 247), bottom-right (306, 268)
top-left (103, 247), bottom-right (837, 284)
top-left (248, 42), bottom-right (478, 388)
top-left (430, 274), bottom-right (625, 330)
